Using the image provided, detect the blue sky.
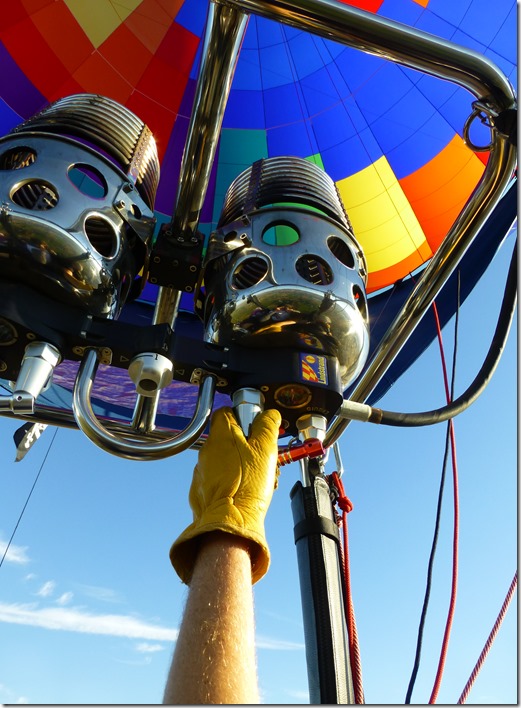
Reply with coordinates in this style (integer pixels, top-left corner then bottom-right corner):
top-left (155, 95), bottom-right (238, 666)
top-left (0, 232), bottom-right (517, 705)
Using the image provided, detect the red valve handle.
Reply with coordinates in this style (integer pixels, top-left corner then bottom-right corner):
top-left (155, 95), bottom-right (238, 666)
top-left (277, 438), bottom-right (325, 466)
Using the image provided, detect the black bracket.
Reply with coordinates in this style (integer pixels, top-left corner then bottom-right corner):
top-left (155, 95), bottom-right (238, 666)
top-left (148, 222), bottom-right (205, 292)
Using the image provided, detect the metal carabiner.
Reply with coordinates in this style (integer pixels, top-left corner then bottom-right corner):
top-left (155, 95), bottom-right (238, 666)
top-left (463, 101), bottom-right (496, 152)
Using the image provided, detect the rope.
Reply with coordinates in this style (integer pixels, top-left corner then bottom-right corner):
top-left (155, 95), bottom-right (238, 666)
top-left (405, 289), bottom-right (461, 703)
top-left (428, 417), bottom-right (459, 704)
top-left (329, 471), bottom-right (365, 704)
top-left (0, 427), bottom-right (58, 572)
top-left (404, 421), bottom-right (454, 702)
top-left (428, 298), bottom-right (460, 704)
top-left (457, 571), bottom-right (518, 704)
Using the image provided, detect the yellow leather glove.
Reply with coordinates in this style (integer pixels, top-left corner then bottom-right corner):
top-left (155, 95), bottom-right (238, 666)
top-left (170, 406), bottom-right (282, 585)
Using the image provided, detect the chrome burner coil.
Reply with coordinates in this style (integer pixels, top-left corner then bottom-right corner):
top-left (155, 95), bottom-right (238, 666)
top-left (217, 156), bottom-right (351, 231)
top-left (13, 94), bottom-right (159, 209)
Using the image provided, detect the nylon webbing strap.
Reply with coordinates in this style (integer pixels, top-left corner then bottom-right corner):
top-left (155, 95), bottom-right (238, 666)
top-left (293, 516), bottom-right (340, 545)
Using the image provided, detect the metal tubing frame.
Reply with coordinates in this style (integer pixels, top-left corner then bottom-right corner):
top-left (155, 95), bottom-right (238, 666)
top-left (170, 4), bottom-right (513, 704)
top-left (1, 0), bottom-right (515, 448)
top-left (0, 404), bottom-right (209, 449)
top-left (2, 4), bottom-right (515, 703)
top-left (72, 349), bottom-right (216, 460)
top-left (171, 1), bottom-right (249, 240)
top-left (223, 0), bottom-right (514, 109)
top-left (130, 2), bottom-right (249, 435)
top-left (210, 0), bottom-right (517, 448)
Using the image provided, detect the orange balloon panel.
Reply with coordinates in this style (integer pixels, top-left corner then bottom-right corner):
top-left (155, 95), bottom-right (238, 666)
top-left (400, 135), bottom-right (486, 254)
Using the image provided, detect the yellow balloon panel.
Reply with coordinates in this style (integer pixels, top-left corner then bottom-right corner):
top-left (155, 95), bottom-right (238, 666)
top-left (64, 0), bottom-right (143, 47)
top-left (336, 156), bottom-right (430, 277)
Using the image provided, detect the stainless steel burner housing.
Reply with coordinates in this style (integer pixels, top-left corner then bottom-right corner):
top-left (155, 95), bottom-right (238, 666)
top-left (0, 94), bottom-right (159, 318)
top-left (201, 157), bottom-right (370, 388)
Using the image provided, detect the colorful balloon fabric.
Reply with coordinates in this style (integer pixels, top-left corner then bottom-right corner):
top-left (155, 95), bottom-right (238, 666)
top-left (0, 0), bottom-right (516, 423)
top-left (1, 0), bottom-right (517, 290)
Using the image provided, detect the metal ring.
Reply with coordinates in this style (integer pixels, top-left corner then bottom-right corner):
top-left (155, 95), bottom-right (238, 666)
top-left (463, 107), bottom-right (495, 152)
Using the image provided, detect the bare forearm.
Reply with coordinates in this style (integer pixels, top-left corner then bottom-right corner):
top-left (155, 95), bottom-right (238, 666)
top-left (163, 532), bottom-right (259, 704)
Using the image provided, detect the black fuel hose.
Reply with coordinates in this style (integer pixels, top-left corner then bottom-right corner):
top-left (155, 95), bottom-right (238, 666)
top-left (342, 240), bottom-right (517, 427)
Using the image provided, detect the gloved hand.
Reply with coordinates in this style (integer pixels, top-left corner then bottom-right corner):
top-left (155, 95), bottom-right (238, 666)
top-left (170, 406), bottom-right (282, 584)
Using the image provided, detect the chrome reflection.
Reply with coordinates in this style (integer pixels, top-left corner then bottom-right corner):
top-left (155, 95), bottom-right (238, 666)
top-left (200, 156), bottom-right (370, 389)
top-left (0, 94), bottom-right (159, 318)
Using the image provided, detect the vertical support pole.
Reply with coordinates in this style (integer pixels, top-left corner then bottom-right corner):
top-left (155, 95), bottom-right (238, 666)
top-left (291, 474), bottom-right (354, 704)
top-left (290, 416), bottom-right (355, 703)
top-left (132, 5), bottom-right (249, 434)
top-left (171, 2), bottom-right (249, 239)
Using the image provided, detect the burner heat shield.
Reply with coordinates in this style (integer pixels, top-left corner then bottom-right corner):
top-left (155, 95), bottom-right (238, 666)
top-left (0, 94), bottom-right (159, 318)
top-left (202, 157), bottom-right (370, 390)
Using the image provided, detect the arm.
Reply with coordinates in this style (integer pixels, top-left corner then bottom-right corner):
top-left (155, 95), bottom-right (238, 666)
top-left (163, 407), bottom-right (281, 705)
top-left (163, 532), bottom-right (259, 704)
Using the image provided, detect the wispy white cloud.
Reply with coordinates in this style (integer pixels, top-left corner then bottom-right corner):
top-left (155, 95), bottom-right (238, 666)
top-left (0, 682), bottom-right (29, 705)
top-left (256, 634), bottom-right (304, 651)
top-left (56, 592), bottom-right (73, 606)
top-left (0, 598), bottom-right (302, 652)
top-left (75, 583), bottom-right (125, 604)
top-left (0, 540), bottom-right (30, 565)
top-left (35, 580), bottom-right (56, 598)
top-left (0, 601), bottom-right (178, 642)
top-left (135, 642), bottom-right (165, 654)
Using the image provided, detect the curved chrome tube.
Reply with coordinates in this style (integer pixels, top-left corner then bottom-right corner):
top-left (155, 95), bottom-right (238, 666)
top-left (324, 134), bottom-right (516, 449)
top-left (72, 349), bottom-right (215, 460)
top-left (185, 0), bottom-right (516, 450)
top-left (216, 0), bottom-right (517, 450)
top-left (0, 403), bottom-right (209, 449)
top-left (222, 0), bottom-right (515, 111)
